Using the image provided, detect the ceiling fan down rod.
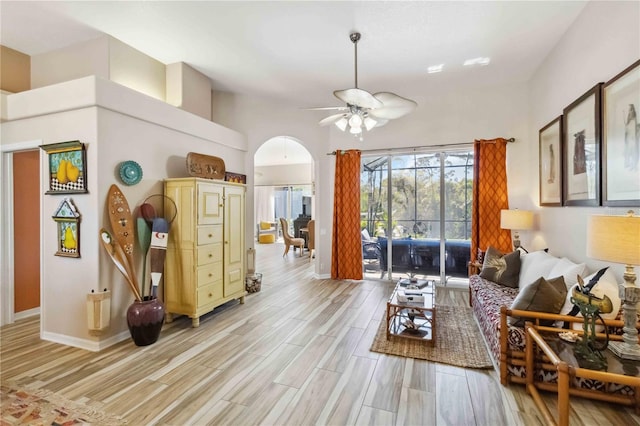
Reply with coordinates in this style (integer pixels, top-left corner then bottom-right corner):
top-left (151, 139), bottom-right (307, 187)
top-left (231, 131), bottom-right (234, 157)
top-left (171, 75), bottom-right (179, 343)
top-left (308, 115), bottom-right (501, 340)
top-left (350, 32), bottom-right (361, 89)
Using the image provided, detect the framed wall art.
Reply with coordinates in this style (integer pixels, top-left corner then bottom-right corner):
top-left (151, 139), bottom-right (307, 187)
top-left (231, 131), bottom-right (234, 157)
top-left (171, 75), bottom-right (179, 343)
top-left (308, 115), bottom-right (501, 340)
top-left (539, 116), bottom-right (563, 206)
top-left (562, 83), bottom-right (603, 206)
top-left (52, 197), bottom-right (81, 258)
top-left (602, 59), bottom-right (640, 206)
top-left (39, 140), bottom-right (87, 194)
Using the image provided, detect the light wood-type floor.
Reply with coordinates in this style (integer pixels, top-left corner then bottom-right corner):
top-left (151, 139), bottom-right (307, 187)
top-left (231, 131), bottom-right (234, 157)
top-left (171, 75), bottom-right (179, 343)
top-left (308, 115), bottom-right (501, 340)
top-left (2, 242), bottom-right (639, 425)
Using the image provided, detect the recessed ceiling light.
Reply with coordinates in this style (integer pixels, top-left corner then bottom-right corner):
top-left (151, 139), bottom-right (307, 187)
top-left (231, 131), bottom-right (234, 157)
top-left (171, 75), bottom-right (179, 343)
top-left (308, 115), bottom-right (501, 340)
top-left (463, 57), bottom-right (491, 66)
top-left (427, 64), bottom-right (444, 74)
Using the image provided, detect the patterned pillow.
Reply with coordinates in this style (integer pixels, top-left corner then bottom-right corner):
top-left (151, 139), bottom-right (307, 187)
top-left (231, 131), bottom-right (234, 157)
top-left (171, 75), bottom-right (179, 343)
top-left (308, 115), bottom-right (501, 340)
top-left (480, 246), bottom-right (521, 287)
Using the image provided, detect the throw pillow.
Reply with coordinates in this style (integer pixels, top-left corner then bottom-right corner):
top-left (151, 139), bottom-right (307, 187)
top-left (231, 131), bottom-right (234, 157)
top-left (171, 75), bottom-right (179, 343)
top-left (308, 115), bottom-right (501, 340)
top-left (548, 257), bottom-right (587, 288)
top-left (260, 221), bottom-right (272, 230)
top-left (508, 276), bottom-right (567, 327)
top-left (479, 246), bottom-right (521, 287)
top-left (518, 250), bottom-right (561, 289)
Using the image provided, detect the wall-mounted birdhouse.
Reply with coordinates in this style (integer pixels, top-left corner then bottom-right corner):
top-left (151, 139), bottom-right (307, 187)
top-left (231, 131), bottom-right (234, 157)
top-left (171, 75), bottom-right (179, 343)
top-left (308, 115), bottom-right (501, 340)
top-left (52, 197), bottom-right (81, 258)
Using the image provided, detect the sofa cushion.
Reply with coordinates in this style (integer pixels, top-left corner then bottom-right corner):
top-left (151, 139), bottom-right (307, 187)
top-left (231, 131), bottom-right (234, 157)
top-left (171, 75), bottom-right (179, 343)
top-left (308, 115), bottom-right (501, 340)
top-left (480, 246), bottom-right (521, 287)
top-left (508, 276), bottom-right (567, 326)
top-left (260, 221), bottom-right (273, 230)
top-left (549, 257), bottom-right (587, 288)
top-left (259, 234), bottom-right (275, 244)
top-left (519, 250), bottom-right (561, 289)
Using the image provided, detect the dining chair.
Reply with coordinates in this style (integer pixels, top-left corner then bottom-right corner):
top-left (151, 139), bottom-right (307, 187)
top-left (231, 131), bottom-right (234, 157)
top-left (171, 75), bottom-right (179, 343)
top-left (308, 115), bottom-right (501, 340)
top-left (279, 217), bottom-right (305, 257)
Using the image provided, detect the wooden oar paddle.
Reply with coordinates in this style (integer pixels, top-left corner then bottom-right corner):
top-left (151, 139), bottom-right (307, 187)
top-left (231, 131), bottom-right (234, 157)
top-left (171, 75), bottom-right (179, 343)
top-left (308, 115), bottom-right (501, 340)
top-left (100, 229), bottom-right (141, 301)
top-left (149, 218), bottom-right (169, 299)
top-left (107, 185), bottom-right (136, 275)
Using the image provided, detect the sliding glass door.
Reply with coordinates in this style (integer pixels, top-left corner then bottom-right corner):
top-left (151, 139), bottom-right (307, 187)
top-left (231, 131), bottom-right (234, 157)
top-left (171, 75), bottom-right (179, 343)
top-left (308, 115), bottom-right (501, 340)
top-left (360, 149), bottom-right (473, 285)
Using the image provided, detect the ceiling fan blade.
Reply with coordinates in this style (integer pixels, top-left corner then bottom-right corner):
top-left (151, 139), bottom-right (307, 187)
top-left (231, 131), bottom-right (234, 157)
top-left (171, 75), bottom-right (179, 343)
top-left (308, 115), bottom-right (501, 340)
top-left (374, 118), bottom-right (389, 128)
top-left (304, 106), bottom-right (349, 111)
top-left (319, 113), bottom-right (348, 126)
top-left (369, 92), bottom-right (418, 120)
top-left (334, 88), bottom-right (384, 109)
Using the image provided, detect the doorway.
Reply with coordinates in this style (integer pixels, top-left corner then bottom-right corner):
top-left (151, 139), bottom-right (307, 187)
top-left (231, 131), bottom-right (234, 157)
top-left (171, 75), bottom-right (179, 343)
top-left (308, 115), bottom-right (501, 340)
top-left (254, 136), bottom-right (314, 243)
top-left (360, 149), bottom-right (474, 286)
top-left (1, 140), bottom-right (43, 325)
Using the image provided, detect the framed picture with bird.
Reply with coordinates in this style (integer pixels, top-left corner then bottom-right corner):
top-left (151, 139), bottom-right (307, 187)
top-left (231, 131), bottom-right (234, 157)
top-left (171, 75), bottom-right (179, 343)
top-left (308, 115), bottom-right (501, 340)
top-left (52, 197), bottom-right (81, 258)
top-left (40, 140), bottom-right (88, 194)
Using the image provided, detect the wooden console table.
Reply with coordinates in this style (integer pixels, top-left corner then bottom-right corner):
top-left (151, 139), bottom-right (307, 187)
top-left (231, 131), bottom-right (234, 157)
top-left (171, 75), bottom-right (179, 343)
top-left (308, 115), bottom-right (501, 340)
top-left (525, 323), bottom-right (640, 426)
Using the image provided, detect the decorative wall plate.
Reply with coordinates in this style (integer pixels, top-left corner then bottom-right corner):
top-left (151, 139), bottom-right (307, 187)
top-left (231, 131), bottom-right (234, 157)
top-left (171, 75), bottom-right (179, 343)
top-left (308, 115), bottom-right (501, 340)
top-left (119, 161), bottom-right (143, 185)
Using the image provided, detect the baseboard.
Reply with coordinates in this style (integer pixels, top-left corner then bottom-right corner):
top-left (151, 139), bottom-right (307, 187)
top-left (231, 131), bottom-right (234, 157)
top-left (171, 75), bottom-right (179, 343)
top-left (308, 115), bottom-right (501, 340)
top-left (42, 329), bottom-right (131, 352)
top-left (14, 307), bottom-right (40, 321)
top-left (315, 273), bottom-right (331, 279)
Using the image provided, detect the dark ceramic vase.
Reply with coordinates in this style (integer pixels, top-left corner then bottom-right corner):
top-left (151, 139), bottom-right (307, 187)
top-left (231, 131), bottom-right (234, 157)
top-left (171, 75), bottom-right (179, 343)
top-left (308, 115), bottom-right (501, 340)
top-left (127, 297), bottom-right (165, 346)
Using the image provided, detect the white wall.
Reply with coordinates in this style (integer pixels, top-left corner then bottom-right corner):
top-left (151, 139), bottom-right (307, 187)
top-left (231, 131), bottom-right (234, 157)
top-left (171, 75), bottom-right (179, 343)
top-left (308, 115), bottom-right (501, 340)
top-left (109, 37), bottom-right (166, 101)
top-left (31, 36), bottom-right (166, 102)
top-left (166, 62), bottom-right (212, 119)
top-left (31, 37), bottom-right (110, 89)
top-left (1, 77), bottom-right (246, 349)
top-left (527, 0), bottom-right (639, 278)
top-left (254, 164), bottom-right (313, 186)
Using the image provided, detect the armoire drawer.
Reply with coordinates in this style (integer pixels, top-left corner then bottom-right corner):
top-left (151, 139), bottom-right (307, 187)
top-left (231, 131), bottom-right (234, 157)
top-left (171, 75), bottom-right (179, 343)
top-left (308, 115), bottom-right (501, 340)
top-left (197, 225), bottom-right (222, 245)
top-left (197, 263), bottom-right (223, 286)
top-left (197, 282), bottom-right (223, 307)
top-left (197, 244), bottom-right (223, 266)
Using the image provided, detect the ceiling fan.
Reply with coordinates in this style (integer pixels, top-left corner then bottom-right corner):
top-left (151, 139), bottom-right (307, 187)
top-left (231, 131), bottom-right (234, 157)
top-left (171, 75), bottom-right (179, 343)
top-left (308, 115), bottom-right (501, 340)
top-left (313, 32), bottom-right (417, 140)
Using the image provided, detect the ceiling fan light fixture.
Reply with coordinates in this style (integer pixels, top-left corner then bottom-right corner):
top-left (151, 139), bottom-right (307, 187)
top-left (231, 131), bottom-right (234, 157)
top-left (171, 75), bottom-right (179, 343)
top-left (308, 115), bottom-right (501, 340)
top-left (335, 117), bottom-right (348, 131)
top-left (348, 114), bottom-right (363, 128)
top-left (349, 125), bottom-right (362, 135)
top-left (364, 116), bottom-right (377, 131)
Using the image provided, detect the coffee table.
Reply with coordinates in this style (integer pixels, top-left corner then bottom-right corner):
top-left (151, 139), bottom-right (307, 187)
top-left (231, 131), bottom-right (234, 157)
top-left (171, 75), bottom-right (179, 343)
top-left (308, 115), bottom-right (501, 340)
top-left (525, 324), bottom-right (640, 426)
top-left (386, 279), bottom-right (435, 345)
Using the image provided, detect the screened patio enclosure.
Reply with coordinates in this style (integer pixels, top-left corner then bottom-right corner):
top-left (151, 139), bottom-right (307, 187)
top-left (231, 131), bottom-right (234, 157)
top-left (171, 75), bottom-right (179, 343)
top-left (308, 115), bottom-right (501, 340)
top-left (360, 150), bottom-right (474, 285)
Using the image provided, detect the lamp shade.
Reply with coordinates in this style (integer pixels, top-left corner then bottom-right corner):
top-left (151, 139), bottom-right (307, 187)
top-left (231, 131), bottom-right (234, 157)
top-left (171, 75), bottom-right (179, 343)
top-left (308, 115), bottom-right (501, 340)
top-left (587, 214), bottom-right (640, 266)
top-left (500, 210), bottom-right (534, 230)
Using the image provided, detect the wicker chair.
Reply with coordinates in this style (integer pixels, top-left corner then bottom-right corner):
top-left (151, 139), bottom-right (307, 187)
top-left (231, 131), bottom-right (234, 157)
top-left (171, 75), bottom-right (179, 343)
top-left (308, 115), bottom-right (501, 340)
top-left (279, 217), bottom-right (304, 257)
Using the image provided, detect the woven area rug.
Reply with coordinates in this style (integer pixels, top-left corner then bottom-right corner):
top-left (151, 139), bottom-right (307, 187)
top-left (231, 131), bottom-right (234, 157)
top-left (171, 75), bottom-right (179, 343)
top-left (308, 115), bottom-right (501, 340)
top-left (1, 383), bottom-right (126, 425)
top-left (370, 305), bottom-right (494, 369)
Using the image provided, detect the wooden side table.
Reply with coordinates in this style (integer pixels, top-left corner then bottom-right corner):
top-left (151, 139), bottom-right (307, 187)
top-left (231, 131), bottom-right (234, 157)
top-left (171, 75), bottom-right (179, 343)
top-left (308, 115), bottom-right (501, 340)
top-left (525, 323), bottom-right (640, 426)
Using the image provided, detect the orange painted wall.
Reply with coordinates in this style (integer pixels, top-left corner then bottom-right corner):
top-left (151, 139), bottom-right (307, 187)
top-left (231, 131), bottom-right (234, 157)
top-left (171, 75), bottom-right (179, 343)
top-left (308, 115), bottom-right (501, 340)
top-left (13, 150), bottom-right (40, 312)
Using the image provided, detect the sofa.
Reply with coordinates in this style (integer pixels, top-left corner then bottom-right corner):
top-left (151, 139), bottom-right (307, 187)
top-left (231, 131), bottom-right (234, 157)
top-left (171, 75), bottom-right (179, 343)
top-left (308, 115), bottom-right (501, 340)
top-left (376, 237), bottom-right (470, 278)
top-left (469, 249), bottom-right (638, 406)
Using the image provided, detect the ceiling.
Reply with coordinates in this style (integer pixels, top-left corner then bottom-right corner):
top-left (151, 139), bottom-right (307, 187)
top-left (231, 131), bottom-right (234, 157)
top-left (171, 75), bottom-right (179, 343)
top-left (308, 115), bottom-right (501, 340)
top-left (2, 0), bottom-right (588, 110)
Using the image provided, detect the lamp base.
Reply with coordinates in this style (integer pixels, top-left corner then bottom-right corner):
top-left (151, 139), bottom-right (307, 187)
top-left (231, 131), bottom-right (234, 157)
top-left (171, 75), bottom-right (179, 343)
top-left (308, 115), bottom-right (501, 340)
top-left (608, 341), bottom-right (640, 361)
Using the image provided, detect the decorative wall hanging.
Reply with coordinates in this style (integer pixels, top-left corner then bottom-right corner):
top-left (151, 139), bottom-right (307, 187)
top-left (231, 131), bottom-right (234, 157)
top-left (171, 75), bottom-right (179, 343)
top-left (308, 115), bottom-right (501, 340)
top-left (186, 152), bottom-right (225, 180)
top-left (52, 197), bottom-right (81, 258)
top-left (118, 160), bottom-right (143, 186)
top-left (602, 59), bottom-right (640, 206)
top-left (563, 83), bottom-right (603, 206)
top-left (539, 116), bottom-right (563, 206)
top-left (40, 141), bottom-right (87, 194)
top-left (224, 171), bottom-right (246, 184)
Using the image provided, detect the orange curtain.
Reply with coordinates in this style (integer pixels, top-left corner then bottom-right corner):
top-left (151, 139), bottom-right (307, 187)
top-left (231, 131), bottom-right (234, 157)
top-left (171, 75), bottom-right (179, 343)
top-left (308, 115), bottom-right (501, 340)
top-left (331, 149), bottom-right (363, 280)
top-left (471, 138), bottom-right (512, 263)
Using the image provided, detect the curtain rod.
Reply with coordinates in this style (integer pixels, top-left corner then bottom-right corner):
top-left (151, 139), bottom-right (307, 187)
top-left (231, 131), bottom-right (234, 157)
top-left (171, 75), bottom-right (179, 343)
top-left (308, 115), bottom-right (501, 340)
top-left (326, 138), bottom-right (515, 155)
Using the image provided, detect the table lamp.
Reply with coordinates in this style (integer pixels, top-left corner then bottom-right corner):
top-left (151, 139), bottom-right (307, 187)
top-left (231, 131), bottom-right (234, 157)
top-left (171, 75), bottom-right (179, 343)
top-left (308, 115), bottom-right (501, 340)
top-left (501, 209), bottom-right (534, 252)
top-left (587, 210), bottom-right (640, 361)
